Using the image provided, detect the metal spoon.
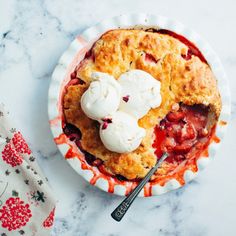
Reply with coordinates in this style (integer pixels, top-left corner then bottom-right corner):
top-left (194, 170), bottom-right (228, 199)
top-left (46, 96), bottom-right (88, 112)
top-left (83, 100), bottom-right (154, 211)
top-left (111, 152), bottom-right (168, 222)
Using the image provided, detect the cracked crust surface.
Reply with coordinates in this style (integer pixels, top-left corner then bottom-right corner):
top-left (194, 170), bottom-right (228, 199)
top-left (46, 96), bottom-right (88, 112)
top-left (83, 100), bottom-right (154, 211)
top-left (63, 29), bottom-right (221, 180)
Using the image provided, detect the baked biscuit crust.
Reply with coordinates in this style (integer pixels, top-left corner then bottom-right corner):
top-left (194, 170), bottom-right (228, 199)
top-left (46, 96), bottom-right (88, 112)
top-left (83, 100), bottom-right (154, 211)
top-left (63, 29), bottom-right (221, 180)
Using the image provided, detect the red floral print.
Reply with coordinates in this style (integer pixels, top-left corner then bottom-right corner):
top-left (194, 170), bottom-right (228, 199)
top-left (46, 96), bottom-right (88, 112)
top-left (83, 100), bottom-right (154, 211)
top-left (12, 132), bottom-right (31, 155)
top-left (1, 143), bottom-right (23, 167)
top-left (0, 197), bottom-right (32, 231)
top-left (43, 207), bottom-right (55, 228)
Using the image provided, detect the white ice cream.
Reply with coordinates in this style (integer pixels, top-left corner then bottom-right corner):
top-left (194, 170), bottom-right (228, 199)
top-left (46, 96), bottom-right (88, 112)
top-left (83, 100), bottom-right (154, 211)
top-left (80, 70), bottom-right (162, 154)
top-left (118, 69), bottom-right (162, 119)
top-left (99, 111), bottom-right (146, 153)
top-left (81, 72), bottom-right (121, 121)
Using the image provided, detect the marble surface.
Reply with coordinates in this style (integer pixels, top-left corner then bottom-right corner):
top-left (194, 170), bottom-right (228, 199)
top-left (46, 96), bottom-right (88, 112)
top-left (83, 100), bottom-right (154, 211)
top-left (0, 0), bottom-right (236, 235)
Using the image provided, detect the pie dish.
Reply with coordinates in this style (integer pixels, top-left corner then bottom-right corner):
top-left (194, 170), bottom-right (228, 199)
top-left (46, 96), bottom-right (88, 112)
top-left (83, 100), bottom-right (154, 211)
top-left (48, 14), bottom-right (230, 196)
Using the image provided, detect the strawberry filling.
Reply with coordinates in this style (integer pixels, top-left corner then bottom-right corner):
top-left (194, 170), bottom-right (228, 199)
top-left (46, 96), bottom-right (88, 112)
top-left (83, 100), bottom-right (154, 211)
top-left (153, 104), bottom-right (212, 164)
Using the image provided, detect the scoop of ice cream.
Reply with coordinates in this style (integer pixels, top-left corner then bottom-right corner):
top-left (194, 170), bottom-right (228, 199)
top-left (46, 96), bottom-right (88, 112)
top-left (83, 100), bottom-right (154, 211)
top-left (118, 69), bottom-right (162, 119)
top-left (81, 72), bottom-right (121, 121)
top-left (99, 111), bottom-right (146, 153)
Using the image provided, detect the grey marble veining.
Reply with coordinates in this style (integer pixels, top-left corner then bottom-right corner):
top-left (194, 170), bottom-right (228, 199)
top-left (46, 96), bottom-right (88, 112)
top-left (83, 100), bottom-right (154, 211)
top-left (0, 0), bottom-right (236, 235)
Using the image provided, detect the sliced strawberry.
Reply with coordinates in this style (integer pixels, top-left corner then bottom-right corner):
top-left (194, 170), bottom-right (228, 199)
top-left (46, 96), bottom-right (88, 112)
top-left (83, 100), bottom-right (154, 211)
top-left (70, 71), bottom-right (77, 79)
top-left (198, 128), bottom-right (208, 138)
top-left (166, 112), bottom-right (185, 122)
top-left (67, 78), bottom-right (85, 86)
top-left (75, 140), bottom-right (83, 149)
top-left (98, 165), bottom-right (112, 176)
top-left (176, 123), bottom-right (197, 143)
top-left (93, 158), bottom-right (103, 167)
top-left (165, 154), bottom-right (185, 164)
top-left (175, 155), bottom-right (186, 162)
top-left (161, 137), bottom-right (176, 152)
top-left (145, 53), bottom-right (158, 64)
top-left (68, 133), bottom-right (81, 141)
top-left (181, 50), bottom-right (192, 60)
top-left (173, 141), bottom-right (193, 154)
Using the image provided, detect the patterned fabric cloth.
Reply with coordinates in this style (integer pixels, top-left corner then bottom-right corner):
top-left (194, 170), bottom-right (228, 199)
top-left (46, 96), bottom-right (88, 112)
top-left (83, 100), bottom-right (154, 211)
top-left (0, 104), bottom-right (56, 235)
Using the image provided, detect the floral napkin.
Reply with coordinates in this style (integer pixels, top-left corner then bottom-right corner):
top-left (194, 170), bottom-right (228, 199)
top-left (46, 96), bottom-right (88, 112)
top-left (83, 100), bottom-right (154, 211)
top-left (0, 104), bottom-right (56, 236)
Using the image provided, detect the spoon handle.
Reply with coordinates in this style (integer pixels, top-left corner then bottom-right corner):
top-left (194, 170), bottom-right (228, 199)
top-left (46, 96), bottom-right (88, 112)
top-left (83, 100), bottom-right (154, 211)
top-left (111, 153), bottom-right (168, 222)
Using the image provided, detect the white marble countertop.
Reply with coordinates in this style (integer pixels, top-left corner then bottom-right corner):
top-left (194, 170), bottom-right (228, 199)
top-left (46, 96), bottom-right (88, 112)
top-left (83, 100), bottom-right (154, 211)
top-left (0, 0), bottom-right (236, 235)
